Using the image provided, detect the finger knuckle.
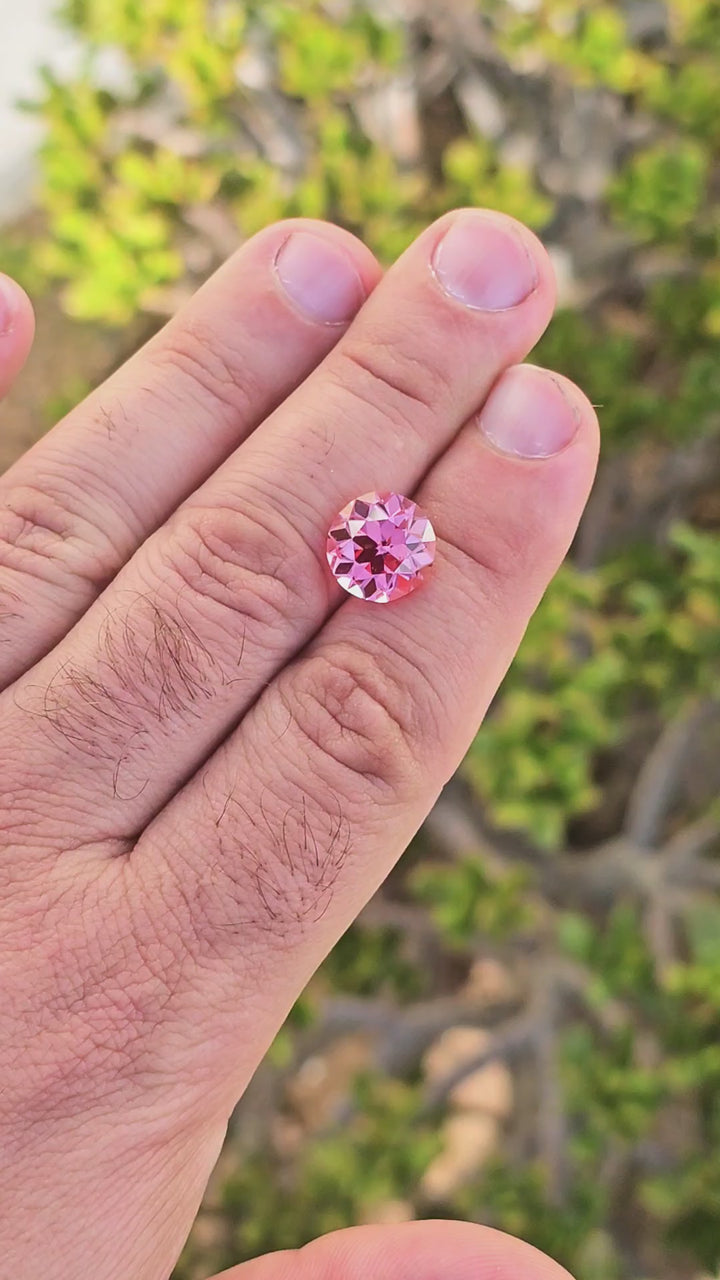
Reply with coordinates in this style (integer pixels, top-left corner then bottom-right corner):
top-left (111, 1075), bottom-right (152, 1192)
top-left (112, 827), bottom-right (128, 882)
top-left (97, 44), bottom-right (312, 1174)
top-left (148, 313), bottom-right (260, 421)
top-left (332, 328), bottom-right (455, 436)
top-left (276, 642), bottom-right (424, 798)
top-left (0, 481), bottom-right (120, 592)
top-left (158, 499), bottom-right (324, 642)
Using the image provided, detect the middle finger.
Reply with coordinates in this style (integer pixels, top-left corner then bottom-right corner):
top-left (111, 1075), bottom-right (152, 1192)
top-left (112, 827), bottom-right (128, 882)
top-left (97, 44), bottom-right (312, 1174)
top-left (6, 209), bottom-right (554, 846)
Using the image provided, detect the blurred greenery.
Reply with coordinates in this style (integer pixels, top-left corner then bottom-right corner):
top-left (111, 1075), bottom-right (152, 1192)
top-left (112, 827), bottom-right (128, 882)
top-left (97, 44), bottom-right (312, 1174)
top-left (2, 1), bottom-right (720, 1277)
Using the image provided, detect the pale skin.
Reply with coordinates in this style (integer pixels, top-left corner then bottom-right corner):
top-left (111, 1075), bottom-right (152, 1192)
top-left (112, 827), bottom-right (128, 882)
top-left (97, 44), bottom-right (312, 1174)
top-left (0, 208), bottom-right (598, 1279)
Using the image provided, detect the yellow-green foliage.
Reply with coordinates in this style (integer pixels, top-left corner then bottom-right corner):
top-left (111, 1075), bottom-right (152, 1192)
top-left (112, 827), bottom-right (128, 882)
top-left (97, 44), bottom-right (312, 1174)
top-left (468, 528), bottom-right (720, 849)
top-left (26, 1), bottom-right (552, 321)
top-left (216, 1075), bottom-right (439, 1257)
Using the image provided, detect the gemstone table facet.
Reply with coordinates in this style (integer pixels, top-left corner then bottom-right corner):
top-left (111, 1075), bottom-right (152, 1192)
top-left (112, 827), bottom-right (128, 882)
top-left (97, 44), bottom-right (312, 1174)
top-left (326, 491), bottom-right (436, 604)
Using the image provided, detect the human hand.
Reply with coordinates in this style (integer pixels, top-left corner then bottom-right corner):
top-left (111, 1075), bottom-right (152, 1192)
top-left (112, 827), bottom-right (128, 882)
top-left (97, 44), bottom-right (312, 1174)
top-left (0, 212), bottom-right (597, 1279)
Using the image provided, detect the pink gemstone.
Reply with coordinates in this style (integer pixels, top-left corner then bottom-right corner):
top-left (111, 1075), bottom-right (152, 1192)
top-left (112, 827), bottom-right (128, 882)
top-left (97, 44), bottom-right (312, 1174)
top-left (326, 491), bottom-right (436, 604)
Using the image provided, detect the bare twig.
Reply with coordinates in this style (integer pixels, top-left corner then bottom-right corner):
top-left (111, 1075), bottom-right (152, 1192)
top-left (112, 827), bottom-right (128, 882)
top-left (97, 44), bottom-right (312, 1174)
top-left (535, 982), bottom-right (568, 1205)
top-left (645, 892), bottom-right (678, 979)
top-left (664, 812), bottom-right (720, 882)
top-left (625, 701), bottom-right (713, 849)
top-left (424, 795), bottom-right (647, 906)
top-left (423, 1011), bottom-right (538, 1110)
top-left (375, 993), bottom-right (523, 1075)
top-left (357, 895), bottom-right (439, 939)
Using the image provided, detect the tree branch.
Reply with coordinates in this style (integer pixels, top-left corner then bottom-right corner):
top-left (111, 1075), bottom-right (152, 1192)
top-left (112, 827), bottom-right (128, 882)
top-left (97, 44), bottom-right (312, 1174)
top-left (423, 1011), bottom-right (538, 1110)
top-left (625, 701), bottom-right (714, 849)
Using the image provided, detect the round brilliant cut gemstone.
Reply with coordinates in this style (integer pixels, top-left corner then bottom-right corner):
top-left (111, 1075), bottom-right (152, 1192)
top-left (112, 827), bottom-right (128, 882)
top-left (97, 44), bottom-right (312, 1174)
top-left (326, 491), bottom-right (436, 604)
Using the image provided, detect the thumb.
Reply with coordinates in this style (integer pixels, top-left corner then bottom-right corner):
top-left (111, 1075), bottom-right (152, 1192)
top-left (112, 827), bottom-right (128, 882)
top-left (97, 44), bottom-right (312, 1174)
top-left (209, 1220), bottom-right (574, 1280)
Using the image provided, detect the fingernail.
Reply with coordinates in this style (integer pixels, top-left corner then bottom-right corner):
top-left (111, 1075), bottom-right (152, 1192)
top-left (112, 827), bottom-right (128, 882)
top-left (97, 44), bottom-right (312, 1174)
top-left (479, 365), bottom-right (581, 458)
top-left (432, 211), bottom-right (538, 311)
top-left (0, 275), bottom-right (19, 335)
top-left (274, 232), bottom-right (366, 325)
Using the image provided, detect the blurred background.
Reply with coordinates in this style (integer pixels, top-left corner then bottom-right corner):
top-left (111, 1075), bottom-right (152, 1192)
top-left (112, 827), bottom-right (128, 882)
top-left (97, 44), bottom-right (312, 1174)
top-left (2, 1), bottom-right (720, 1276)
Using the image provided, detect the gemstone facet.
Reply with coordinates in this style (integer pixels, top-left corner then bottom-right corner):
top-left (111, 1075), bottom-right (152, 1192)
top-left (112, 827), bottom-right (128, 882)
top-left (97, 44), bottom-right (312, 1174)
top-left (326, 491), bottom-right (436, 604)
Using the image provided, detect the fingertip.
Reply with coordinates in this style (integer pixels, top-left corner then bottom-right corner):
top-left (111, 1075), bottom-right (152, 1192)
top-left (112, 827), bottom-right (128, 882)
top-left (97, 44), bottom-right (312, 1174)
top-left (324, 1220), bottom-right (575, 1280)
top-left (287, 217), bottom-right (384, 299)
top-left (273, 228), bottom-right (370, 326)
top-left (426, 207), bottom-right (557, 318)
top-left (253, 216), bottom-right (384, 303)
top-left (479, 362), bottom-right (599, 464)
top-left (220, 1220), bottom-right (576, 1280)
top-left (528, 363), bottom-right (600, 437)
top-left (537, 364), bottom-right (601, 461)
top-left (0, 273), bottom-right (35, 395)
top-left (0, 272), bottom-right (34, 337)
